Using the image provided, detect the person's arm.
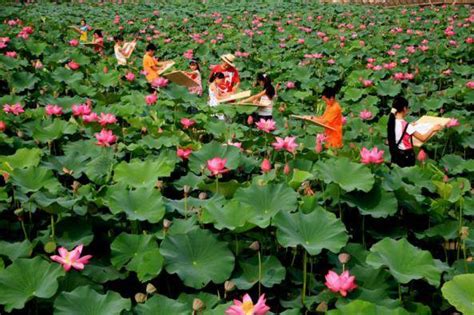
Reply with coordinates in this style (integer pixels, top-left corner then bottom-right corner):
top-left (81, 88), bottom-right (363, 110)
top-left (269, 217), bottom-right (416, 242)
top-left (242, 90), bottom-right (265, 104)
top-left (231, 70), bottom-right (240, 93)
top-left (315, 105), bottom-right (339, 124)
top-left (412, 124), bottom-right (443, 142)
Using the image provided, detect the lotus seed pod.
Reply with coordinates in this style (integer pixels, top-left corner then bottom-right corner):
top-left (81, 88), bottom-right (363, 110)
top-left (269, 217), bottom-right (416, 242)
top-left (224, 280), bottom-right (235, 292)
top-left (146, 283), bottom-right (157, 294)
top-left (183, 185), bottom-right (191, 194)
top-left (192, 298), bottom-right (204, 311)
top-left (249, 241), bottom-right (260, 251)
top-left (134, 293), bottom-right (147, 303)
top-left (198, 192), bottom-right (207, 200)
top-left (338, 253), bottom-right (351, 264)
top-left (163, 219), bottom-right (172, 229)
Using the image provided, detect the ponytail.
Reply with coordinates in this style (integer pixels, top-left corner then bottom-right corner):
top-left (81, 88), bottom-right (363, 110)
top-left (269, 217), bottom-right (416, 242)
top-left (387, 96), bottom-right (409, 154)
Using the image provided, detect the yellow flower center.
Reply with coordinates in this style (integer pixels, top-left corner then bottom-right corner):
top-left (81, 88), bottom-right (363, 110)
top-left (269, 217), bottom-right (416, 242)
top-left (242, 300), bottom-right (254, 315)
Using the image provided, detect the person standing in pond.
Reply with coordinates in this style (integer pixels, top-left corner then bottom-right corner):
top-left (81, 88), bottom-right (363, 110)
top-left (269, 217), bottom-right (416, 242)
top-left (209, 54), bottom-right (240, 93)
top-left (313, 87), bottom-right (343, 149)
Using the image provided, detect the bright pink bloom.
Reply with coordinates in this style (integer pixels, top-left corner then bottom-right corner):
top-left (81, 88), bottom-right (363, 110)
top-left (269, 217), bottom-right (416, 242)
top-left (50, 244), bottom-right (92, 272)
top-left (151, 77), bottom-right (168, 88)
top-left (82, 112), bottom-right (99, 123)
top-left (286, 81), bottom-right (295, 89)
top-left (325, 270), bottom-right (357, 297)
top-left (247, 116), bottom-right (254, 125)
top-left (68, 61), bottom-right (80, 70)
top-left (125, 72), bottom-right (135, 81)
top-left (255, 118), bottom-right (276, 133)
top-left (446, 118), bottom-right (459, 128)
top-left (400, 58), bottom-right (410, 64)
top-left (145, 93), bottom-right (157, 105)
top-left (272, 136), bottom-right (298, 153)
top-left (297, 38), bottom-right (305, 44)
top-left (225, 293), bottom-right (270, 315)
top-left (69, 39), bottom-right (79, 47)
top-left (5, 51), bottom-right (16, 58)
top-left (177, 148), bottom-right (193, 160)
top-left (235, 51), bottom-right (250, 58)
top-left (404, 72), bottom-right (414, 80)
top-left (283, 163), bottom-right (291, 175)
top-left (359, 110), bottom-right (373, 120)
top-left (466, 81), bottom-right (474, 89)
top-left (207, 157), bottom-right (227, 176)
top-left (0, 121), bottom-right (5, 132)
top-left (360, 147), bottom-right (384, 164)
top-left (442, 69), bottom-right (452, 76)
top-left (393, 72), bottom-right (405, 81)
top-left (261, 159), bottom-right (272, 173)
top-left (72, 104), bottom-right (92, 117)
top-left (362, 79), bottom-right (373, 87)
top-left (180, 118), bottom-right (196, 129)
top-left (98, 113), bottom-right (117, 126)
top-left (45, 104), bottom-right (63, 116)
top-left (183, 49), bottom-right (194, 59)
top-left (3, 103), bottom-right (24, 115)
top-left (327, 59), bottom-right (336, 65)
top-left (315, 133), bottom-right (327, 153)
top-left (95, 129), bottom-right (117, 147)
top-left (417, 149), bottom-right (427, 162)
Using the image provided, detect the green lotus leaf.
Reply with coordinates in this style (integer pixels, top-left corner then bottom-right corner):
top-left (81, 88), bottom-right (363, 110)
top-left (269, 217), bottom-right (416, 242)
top-left (273, 207), bottom-right (348, 256)
top-left (135, 294), bottom-right (188, 315)
top-left (366, 238), bottom-right (447, 286)
top-left (113, 151), bottom-right (176, 188)
top-left (441, 274), bottom-right (474, 315)
top-left (314, 158), bottom-right (375, 192)
top-left (234, 182), bottom-right (298, 228)
top-left (415, 221), bottom-right (459, 241)
top-left (55, 217), bottom-right (94, 247)
top-left (441, 154), bottom-right (474, 175)
top-left (203, 199), bottom-right (254, 231)
top-left (0, 148), bottom-right (42, 171)
top-left (160, 228), bottom-right (234, 289)
top-left (0, 257), bottom-right (64, 312)
top-left (376, 80), bottom-right (401, 97)
top-left (343, 88), bottom-right (365, 102)
top-left (31, 119), bottom-right (77, 142)
top-left (232, 255), bottom-right (286, 290)
top-left (24, 40), bottom-right (48, 56)
top-left (81, 263), bottom-right (126, 284)
top-left (104, 184), bottom-right (165, 223)
top-left (51, 67), bottom-right (84, 85)
top-left (11, 166), bottom-right (61, 193)
top-left (0, 240), bottom-right (33, 261)
top-left (54, 285), bottom-right (131, 315)
top-left (110, 233), bottom-right (163, 282)
top-left (188, 141), bottom-right (241, 175)
top-left (0, 54), bottom-right (28, 70)
top-left (9, 72), bottom-right (39, 92)
top-left (92, 71), bottom-right (120, 88)
top-left (178, 292), bottom-right (220, 311)
top-left (327, 299), bottom-right (410, 315)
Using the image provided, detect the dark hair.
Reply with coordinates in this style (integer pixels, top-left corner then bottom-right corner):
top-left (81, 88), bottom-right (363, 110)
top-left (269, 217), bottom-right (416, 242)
top-left (94, 29), bottom-right (103, 37)
top-left (322, 87), bottom-right (336, 99)
top-left (256, 73), bottom-right (275, 99)
top-left (146, 43), bottom-right (157, 51)
top-left (210, 72), bottom-right (224, 83)
top-left (387, 96), bottom-right (409, 154)
top-left (189, 59), bottom-right (200, 71)
top-left (114, 35), bottom-right (123, 42)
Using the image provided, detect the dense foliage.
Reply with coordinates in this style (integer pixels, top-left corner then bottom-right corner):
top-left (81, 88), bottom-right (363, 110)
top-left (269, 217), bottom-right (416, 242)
top-left (0, 1), bottom-right (473, 314)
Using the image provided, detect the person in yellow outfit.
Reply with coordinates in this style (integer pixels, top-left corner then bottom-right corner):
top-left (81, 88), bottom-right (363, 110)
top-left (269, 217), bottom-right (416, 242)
top-left (71, 19), bottom-right (89, 42)
top-left (313, 87), bottom-right (343, 148)
top-left (143, 43), bottom-right (161, 83)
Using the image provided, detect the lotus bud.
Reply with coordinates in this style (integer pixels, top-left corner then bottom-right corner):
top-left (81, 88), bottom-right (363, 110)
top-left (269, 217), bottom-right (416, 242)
top-left (146, 283), bottom-right (157, 294)
top-left (283, 163), bottom-right (291, 175)
top-left (14, 208), bottom-right (23, 216)
top-left (192, 298), bottom-right (204, 311)
top-left (163, 219), bottom-right (172, 230)
top-left (0, 121), bottom-right (6, 132)
top-left (247, 115), bottom-right (254, 125)
top-left (198, 192), bottom-right (207, 200)
top-left (316, 301), bottom-right (328, 312)
top-left (183, 185), bottom-right (191, 194)
top-left (249, 241), bottom-right (260, 251)
top-left (224, 280), bottom-right (235, 292)
top-left (134, 293), bottom-right (147, 303)
top-left (338, 253), bottom-right (351, 264)
top-left (460, 226), bottom-right (469, 240)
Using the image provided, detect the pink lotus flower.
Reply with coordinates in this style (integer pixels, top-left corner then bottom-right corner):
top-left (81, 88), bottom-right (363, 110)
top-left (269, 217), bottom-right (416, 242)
top-left (72, 104), bottom-right (92, 117)
top-left (327, 59), bottom-right (336, 65)
top-left (3, 103), bottom-right (24, 115)
top-left (125, 72), bottom-right (135, 81)
top-left (446, 118), bottom-right (459, 128)
top-left (22, 26), bottom-right (33, 34)
top-left (261, 158), bottom-right (272, 173)
top-left (50, 244), bottom-right (92, 272)
top-left (466, 81), bottom-right (474, 89)
top-left (69, 39), bottom-right (79, 47)
top-left (0, 121), bottom-right (5, 132)
top-left (286, 81), bottom-right (295, 89)
top-left (180, 118), bottom-right (196, 129)
top-left (400, 58), bottom-right (409, 64)
top-left (98, 113), bottom-right (117, 126)
top-left (225, 293), bottom-right (270, 315)
top-left (33, 60), bottom-right (43, 69)
top-left (177, 148), bottom-right (193, 160)
top-left (393, 72), bottom-right (405, 81)
top-left (5, 51), bottom-right (16, 58)
top-left (272, 136), bottom-right (298, 153)
top-left (235, 51), bottom-right (250, 58)
top-left (183, 49), bottom-right (194, 59)
top-left (417, 149), bottom-right (427, 162)
top-left (95, 129), bottom-right (117, 147)
top-left (255, 118), bottom-right (276, 133)
top-left (151, 77), bottom-right (169, 88)
top-left (45, 104), bottom-right (63, 116)
top-left (297, 38), bottom-right (305, 44)
top-left (247, 116), bottom-right (254, 125)
top-left (360, 147), bottom-right (384, 164)
top-left (145, 93), bottom-right (157, 105)
top-left (227, 141), bottom-right (242, 150)
top-left (283, 163), bottom-right (291, 175)
top-left (68, 61), bottom-right (80, 70)
top-left (315, 133), bottom-right (327, 153)
top-left (164, 38), bottom-right (172, 44)
top-left (359, 110), bottom-right (373, 120)
top-left (0, 37), bottom-right (10, 49)
top-left (82, 112), bottom-right (99, 123)
top-left (404, 72), bottom-right (415, 80)
top-left (207, 157), bottom-right (227, 176)
top-left (362, 79), bottom-right (373, 87)
top-left (442, 69), bottom-right (452, 76)
top-left (325, 270), bottom-right (357, 297)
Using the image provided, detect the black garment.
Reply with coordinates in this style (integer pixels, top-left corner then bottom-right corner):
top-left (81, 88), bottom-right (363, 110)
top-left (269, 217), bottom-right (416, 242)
top-left (390, 123), bottom-right (416, 167)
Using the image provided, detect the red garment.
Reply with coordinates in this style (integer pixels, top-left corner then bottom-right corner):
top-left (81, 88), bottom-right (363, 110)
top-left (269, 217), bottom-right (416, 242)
top-left (209, 64), bottom-right (240, 93)
top-left (94, 37), bottom-right (104, 54)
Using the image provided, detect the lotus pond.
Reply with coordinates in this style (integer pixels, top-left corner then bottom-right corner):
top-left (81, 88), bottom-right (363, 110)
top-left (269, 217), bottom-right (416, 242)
top-left (0, 1), bottom-right (473, 314)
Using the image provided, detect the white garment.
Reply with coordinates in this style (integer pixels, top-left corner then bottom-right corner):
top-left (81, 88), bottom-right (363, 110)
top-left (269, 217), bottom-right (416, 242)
top-left (208, 85), bottom-right (225, 120)
top-left (114, 44), bottom-right (127, 65)
top-left (395, 119), bottom-right (416, 150)
top-left (257, 95), bottom-right (273, 116)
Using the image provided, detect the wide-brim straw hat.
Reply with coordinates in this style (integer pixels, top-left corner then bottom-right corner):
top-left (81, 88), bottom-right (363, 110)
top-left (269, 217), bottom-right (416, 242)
top-left (220, 54), bottom-right (236, 67)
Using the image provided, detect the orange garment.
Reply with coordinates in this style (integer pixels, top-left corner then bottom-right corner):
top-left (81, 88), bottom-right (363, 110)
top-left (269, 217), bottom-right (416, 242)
top-left (318, 100), bottom-right (343, 148)
top-left (143, 54), bottom-right (159, 82)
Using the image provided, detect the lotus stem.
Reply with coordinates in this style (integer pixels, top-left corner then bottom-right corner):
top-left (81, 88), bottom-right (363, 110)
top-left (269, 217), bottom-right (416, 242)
top-left (258, 250), bottom-right (262, 297)
top-left (398, 283), bottom-right (402, 302)
top-left (301, 249), bottom-right (307, 306)
top-left (215, 176), bottom-right (219, 195)
top-left (184, 193), bottom-right (188, 218)
top-left (50, 215), bottom-right (55, 239)
top-left (20, 220), bottom-right (29, 241)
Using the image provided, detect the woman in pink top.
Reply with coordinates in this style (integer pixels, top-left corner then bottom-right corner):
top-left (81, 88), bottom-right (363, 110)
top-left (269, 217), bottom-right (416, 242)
top-left (387, 96), bottom-right (443, 167)
top-left (92, 30), bottom-right (104, 56)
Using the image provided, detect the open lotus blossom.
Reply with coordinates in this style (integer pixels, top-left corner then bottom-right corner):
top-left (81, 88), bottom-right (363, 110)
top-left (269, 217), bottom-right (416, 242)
top-left (0, 37), bottom-right (10, 49)
top-left (325, 270), bottom-right (358, 297)
top-left (67, 61), bottom-right (80, 70)
top-left (225, 293), bottom-right (270, 315)
top-left (207, 157), bottom-right (227, 176)
top-left (5, 51), bottom-right (17, 58)
top-left (3, 103), bottom-right (24, 115)
top-left (359, 110), bottom-right (373, 120)
top-left (45, 104), bottom-right (63, 116)
top-left (362, 79), bottom-right (373, 87)
top-left (272, 136), bottom-right (298, 153)
top-left (125, 72), bottom-right (135, 81)
top-left (446, 118), bottom-right (459, 128)
top-left (50, 244), bottom-right (92, 272)
top-left (261, 158), bottom-right (272, 173)
top-left (255, 118), bottom-right (276, 133)
top-left (466, 81), bottom-right (474, 89)
top-left (82, 112), bottom-right (99, 123)
top-left (95, 129), bottom-right (117, 147)
top-left (417, 149), bottom-right (427, 162)
top-left (183, 49), bottom-right (194, 59)
top-left (69, 39), bottom-right (79, 46)
top-left (145, 93), bottom-right (157, 105)
top-left (286, 81), bottom-right (295, 89)
top-left (98, 113), bottom-right (117, 126)
top-left (360, 147), bottom-right (384, 164)
top-left (177, 148), bottom-right (193, 160)
top-left (151, 77), bottom-right (169, 88)
top-left (72, 104), bottom-right (92, 116)
top-left (315, 133), bottom-right (328, 153)
top-left (180, 118), bottom-right (196, 129)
